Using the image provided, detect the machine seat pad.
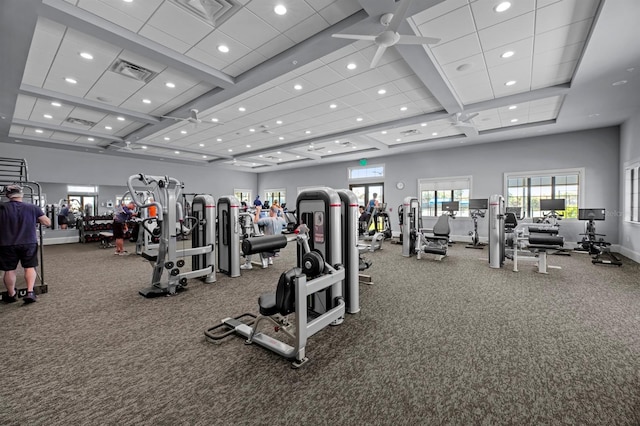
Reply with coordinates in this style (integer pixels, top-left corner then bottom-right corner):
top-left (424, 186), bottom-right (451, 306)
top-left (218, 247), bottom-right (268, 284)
top-left (421, 246), bottom-right (447, 256)
top-left (258, 293), bottom-right (278, 316)
top-left (529, 235), bottom-right (564, 246)
top-left (258, 267), bottom-right (302, 317)
top-left (528, 226), bottom-right (558, 235)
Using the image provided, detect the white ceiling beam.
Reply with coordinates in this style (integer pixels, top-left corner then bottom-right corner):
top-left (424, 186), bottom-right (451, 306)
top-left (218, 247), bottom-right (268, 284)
top-left (19, 84), bottom-right (161, 125)
top-left (39, 0), bottom-right (235, 89)
top-left (12, 118), bottom-right (124, 141)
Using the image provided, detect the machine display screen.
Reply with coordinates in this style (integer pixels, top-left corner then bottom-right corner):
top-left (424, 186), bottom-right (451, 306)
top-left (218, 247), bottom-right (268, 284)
top-left (469, 198), bottom-right (488, 210)
top-left (578, 208), bottom-right (605, 221)
top-left (540, 199), bottom-right (566, 211)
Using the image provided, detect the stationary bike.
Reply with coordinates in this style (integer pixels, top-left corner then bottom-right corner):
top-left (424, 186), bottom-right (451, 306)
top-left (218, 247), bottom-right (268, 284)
top-left (466, 208), bottom-right (486, 249)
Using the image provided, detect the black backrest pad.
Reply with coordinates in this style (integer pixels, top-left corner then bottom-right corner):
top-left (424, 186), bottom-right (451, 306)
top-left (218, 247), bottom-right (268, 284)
top-left (276, 267), bottom-right (302, 315)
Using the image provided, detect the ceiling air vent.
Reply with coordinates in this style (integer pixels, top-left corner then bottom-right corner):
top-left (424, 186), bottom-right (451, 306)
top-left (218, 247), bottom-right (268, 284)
top-left (169, 0), bottom-right (242, 27)
top-left (400, 129), bottom-right (420, 136)
top-left (109, 59), bottom-right (157, 83)
top-left (65, 117), bottom-right (97, 127)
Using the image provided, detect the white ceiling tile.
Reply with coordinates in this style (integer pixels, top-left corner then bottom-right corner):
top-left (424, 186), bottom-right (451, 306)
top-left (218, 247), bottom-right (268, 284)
top-left (301, 64), bottom-right (345, 88)
top-left (430, 33), bottom-right (483, 66)
top-left (376, 60), bottom-right (415, 81)
top-left (51, 131), bottom-right (81, 142)
top-left (138, 25), bottom-right (192, 54)
top-left (22, 19), bottom-right (66, 87)
top-left (222, 51), bottom-right (268, 76)
top-left (392, 75), bottom-right (427, 92)
top-left (534, 19), bottom-right (593, 54)
top-left (321, 80), bottom-right (360, 98)
top-left (347, 68), bottom-right (387, 91)
top-left (76, 0), bottom-right (146, 32)
top-left (533, 42), bottom-right (585, 69)
top-left (284, 13), bottom-right (329, 43)
top-left (246, 0), bottom-right (317, 33)
top-left (185, 47), bottom-right (229, 73)
top-left (417, 5), bottom-right (476, 46)
top-left (219, 9), bottom-right (280, 50)
top-left (478, 12), bottom-right (535, 51)
top-left (536, 0), bottom-right (600, 34)
top-left (317, 0), bottom-right (362, 25)
top-left (441, 53), bottom-right (487, 78)
top-left (449, 69), bottom-right (494, 104)
top-left (488, 56), bottom-right (532, 94)
top-left (85, 71), bottom-right (146, 106)
top-left (194, 28), bottom-right (253, 64)
top-left (531, 60), bottom-right (577, 90)
top-left (340, 91), bottom-right (375, 107)
top-left (13, 96), bottom-right (37, 121)
top-left (147, 2), bottom-right (214, 45)
top-left (483, 37), bottom-right (533, 69)
top-left (255, 34), bottom-right (296, 59)
top-left (375, 93), bottom-right (411, 109)
top-left (470, 0), bottom-right (536, 30)
top-left (410, 0), bottom-right (469, 26)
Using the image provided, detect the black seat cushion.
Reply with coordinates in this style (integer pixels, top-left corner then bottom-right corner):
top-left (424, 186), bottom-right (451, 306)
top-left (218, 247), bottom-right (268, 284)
top-left (258, 267), bottom-right (302, 316)
top-left (258, 293), bottom-right (278, 316)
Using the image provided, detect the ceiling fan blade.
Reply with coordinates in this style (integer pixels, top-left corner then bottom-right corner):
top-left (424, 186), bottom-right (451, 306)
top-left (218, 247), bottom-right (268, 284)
top-left (464, 112), bottom-right (480, 121)
top-left (331, 33), bottom-right (377, 41)
top-left (461, 126), bottom-right (479, 137)
top-left (189, 109), bottom-right (199, 121)
top-left (370, 45), bottom-right (388, 68)
top-left (160, 115), bottom-right (184, 121)
top-left (396, 35), bottom-right (441, 45)
top-left (387, 0), bottom-right (414, 32)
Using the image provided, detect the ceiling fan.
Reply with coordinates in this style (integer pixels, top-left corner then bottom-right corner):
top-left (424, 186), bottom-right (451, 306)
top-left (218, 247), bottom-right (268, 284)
top-left (449, 112), bottom-right (480, 137)
top-left (331, 0), bottom-right (440, 68)
top-left (161, 109), bottom-right (222, 128)
top-left (112, 140), bottom-right (146, 152)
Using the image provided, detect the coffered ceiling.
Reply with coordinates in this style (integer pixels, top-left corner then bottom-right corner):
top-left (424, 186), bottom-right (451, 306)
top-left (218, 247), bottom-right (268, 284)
top-left (1, 0), bottom-right (638, 172)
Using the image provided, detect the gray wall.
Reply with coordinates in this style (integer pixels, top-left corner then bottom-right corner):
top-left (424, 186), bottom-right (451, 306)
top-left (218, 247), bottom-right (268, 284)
top-left (259, 127), bottom-right (621, 244)
top-left (1, 143), bottom-right (257, 196)
top-left (619, 110), bottom-right (640, 261)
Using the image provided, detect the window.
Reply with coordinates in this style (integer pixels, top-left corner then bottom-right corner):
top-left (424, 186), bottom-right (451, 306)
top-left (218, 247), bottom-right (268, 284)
top-left (348, 164), bottom-right (384, 180)
top-left (418, 176), bottom-right (471, 217)
top-left (67, 185), bottom-right (97, 193)
top-left (625, 159), bottom-right (639, 222)
top-left (234, 189), bottom-right (251, 204)
top-left (264, 189), bottom-right (286, 206)
top-left (505, 169), bottom-right (582, 219)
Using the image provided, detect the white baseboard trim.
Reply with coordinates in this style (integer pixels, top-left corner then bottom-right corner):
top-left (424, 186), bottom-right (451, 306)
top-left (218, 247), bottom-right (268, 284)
top-left (617, 245), bottom-right (640, 264)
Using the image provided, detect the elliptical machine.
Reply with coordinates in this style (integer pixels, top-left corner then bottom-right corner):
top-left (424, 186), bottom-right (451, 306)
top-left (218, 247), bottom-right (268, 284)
top-left (577, 208), bottom-right (622, 266)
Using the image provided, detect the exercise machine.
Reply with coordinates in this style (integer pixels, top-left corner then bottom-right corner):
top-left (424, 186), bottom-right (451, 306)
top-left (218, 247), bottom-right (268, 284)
top-left (127, 174), bottom-right (216, 297)
top-left (365, 203), bottom-right (392, 240)
top-left (217, 195), bottom-right (241, 277)
top-left (488, 194), bottom-right (564, 273)
top-left (401, 196), bottom-right (449, 261)
top-left (577, 208), bottom-right (622, 266)
top-left (466, 198), bottom-right (487, 249)
top-left (205, 187), bottom-right (359, 367)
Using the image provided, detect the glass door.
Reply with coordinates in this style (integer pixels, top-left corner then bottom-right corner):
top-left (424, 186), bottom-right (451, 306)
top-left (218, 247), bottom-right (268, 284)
top-left (349, 183), bottom-right (384, 209)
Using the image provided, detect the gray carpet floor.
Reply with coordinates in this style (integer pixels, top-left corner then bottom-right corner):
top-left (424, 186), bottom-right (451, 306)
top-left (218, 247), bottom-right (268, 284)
top-left (1, 238), bottom-right (639, 425)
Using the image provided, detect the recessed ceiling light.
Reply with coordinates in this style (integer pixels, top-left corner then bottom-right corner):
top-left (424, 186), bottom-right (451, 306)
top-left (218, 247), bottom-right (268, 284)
top-left (347, 63), bottom-right (357, 70)
top-left (246, 144), bottom-right (251, 148)
top-left (217, 138), bottom-right (222, 142)
top-left (87, 137), bottom-right (94, 141)
top-left (276, 151), bottom-right (282, 155)
top-left (218, 45), bottom-right (230, 53)
top-left (141, 146), bottom-right (147, 149)
top-left (432, 132), bottom-right (438, 136)
top-left (65, 77), bottom-right (77, 84)
top-left (335, 140), bottom-right (340, 144)
top-left (378, 88), bottom-right (387, 95)
top-left (421, 123), bottom-right (427, 127)
top-left (508, 105), bottom-right (517, 110)
top-left (274, 4), bottom-right (287, 15)
top-left (238, 107), bottom-right (246, 112)
top-left (352, 146), bottom-right (357, 149)
top-left (276, 120), bottom-right (283, 125)
top-left (330, 104), bottom-right (337, 109)
top-left (279, 136), bottom-right (284, 140)
top-left (501, 51), bottom-right (515, 59)
top-left (305, 130), bottom-right (311, 134)
top-left (117, 116), bottom-right (125, 121)
top-left (356, 117), bottom-right (363, 122)
top-left (211, 118), bottom-right (219, 122)
top-left (174, 151), bottom-right (180, 154)
top-left (228, 149), bottom-right (233, 152)
top-left (165, 82), bottom-right (175, 88)
top-left (327, 150), bottom-right (332, 153)
top-left (400, 106), bottom-right (408, 111)
top-left (202, 155), bottom-right (208, 159)
top-left (51, 102), bottom-right (61, 107)
top-left (35, 129), bottom-right (43, 133)
top-left (123, 0), bottom-right (133, 3)
top-left (381, 131), bottom-right (387, 134)
top-left (588, 113), bottom-right (600, 118)
top-left (43, 114), bottom-right (52, 119)
top-left (79, 52), bottom-right (93, 60)
top-left (249, 128), bottom-right (255, 132)
top-left (199, 143), bottom-right (205, 147)
top-left (510, 118), bottom-right (518, 123)
top-left (296, 156), bottom-right (300, 159)
top-left (612, 80), bottom-right (628, 86)
top-left (396, 138), bottom-right (402, 142)
top-left (505, 80), bottom-right (516, 86)
top-left (105, 126), bottom-right (112, 130)
top-left (164, 137), bottom-right (170, 141)
top-left (494, 2), bottom-right (511, 13)
top-left (142, 99), bottom-right (151, 104)
top-left (180, 130), bottom-right (187, 134)
top-left (294, 84), bottom-right (302, 90)
top-left (259, 155), bottom-right (263, 158)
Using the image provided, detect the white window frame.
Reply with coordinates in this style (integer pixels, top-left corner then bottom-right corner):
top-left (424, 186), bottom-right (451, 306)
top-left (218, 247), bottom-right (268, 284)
top-left (418, 175), bottom-right (472, 217)
top-left (67, 185), bottom-right (97, 193)
top-left (624, 158), bottom-right (640, 224)
top-left (348, 164), bottom-right (385, 181)
top-left (504, 167), bottom-right (584, 220)
top-left (264, 188), bottom-right (286, 205)
top-left (233, 189), bottom-right (252, 204)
